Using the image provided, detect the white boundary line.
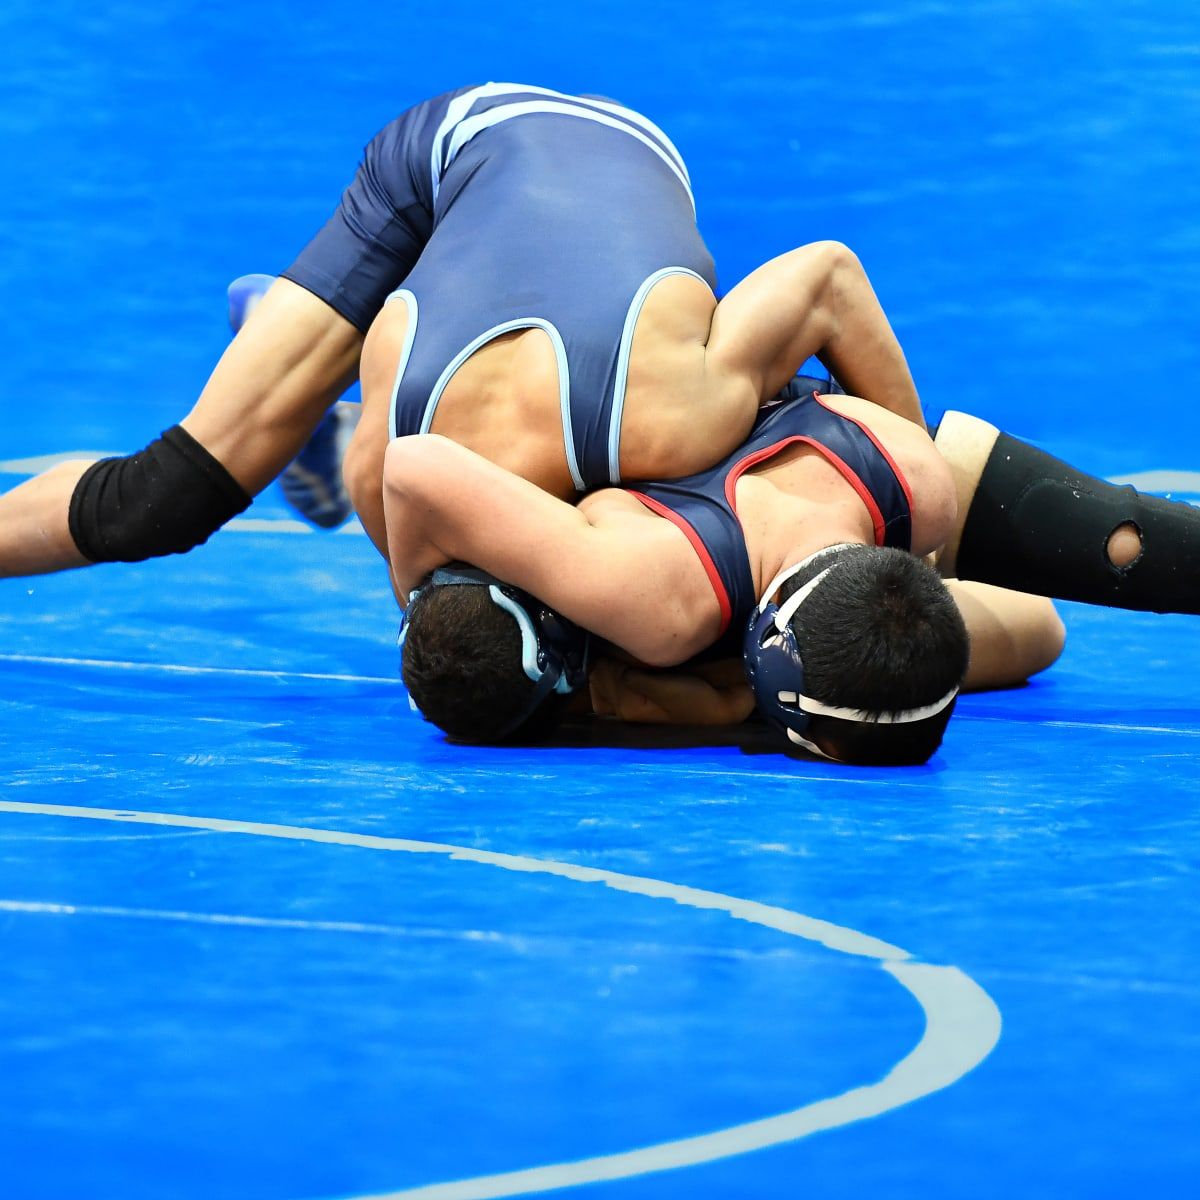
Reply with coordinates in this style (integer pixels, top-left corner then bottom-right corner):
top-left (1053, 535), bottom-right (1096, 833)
top-left (5, 654), bottom-right (1191, 739)
top-left (0, 652), bottom-right (399, 685)
top-left (0, 801), bottom-right (1001, 1199)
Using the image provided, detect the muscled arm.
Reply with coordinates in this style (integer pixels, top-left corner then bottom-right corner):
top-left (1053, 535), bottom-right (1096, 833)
top-left (704, 240), bottom-right (924, 427)
top-left (947, 579), bottom-right (1066, 690)
top-left (383, 435), bottom-right (699, 664)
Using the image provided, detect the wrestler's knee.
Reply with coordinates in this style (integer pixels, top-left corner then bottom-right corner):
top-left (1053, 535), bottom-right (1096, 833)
top-left (803, 239), bottom-right (861, 285)
top-left (68, 427), bottom-right (251, 563)
top-left (1106, 521), bottom-right (1143, 569)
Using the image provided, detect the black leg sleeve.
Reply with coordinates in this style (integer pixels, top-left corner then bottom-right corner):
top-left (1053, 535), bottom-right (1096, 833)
top-left (68, 426), bottom-right (252, 564)
top-left (956, 432), bottom-right (1200, 614)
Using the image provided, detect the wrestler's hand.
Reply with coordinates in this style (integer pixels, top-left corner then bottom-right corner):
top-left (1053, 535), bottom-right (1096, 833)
top-left (589, 658), bottom-right (755, 726)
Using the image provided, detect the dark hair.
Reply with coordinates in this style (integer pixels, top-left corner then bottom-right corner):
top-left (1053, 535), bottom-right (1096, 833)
top-left (401, 584), bottom-right (567, 743)
top-left (784, 546), bottom-right (968, 766)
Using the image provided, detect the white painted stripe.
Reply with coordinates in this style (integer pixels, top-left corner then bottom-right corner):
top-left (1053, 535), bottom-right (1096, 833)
top-left (0, 451), bottom-right (119, 473)
top-left (418, 318), bottom-right (583, 492)
top-left (1, 899), bottom-right (869, 966)
top-left (387, 289), bottom-right (421, 440)
top-left (1110, 469), bottom-right (1200, 493)
top-left (444, 101), bottom-right (694, 213)
top-left (0, 899), bottom-right (517, 945)
top-left (607, 267), bottom-right (709, 483)
top-left (222, 516), bottom-right (369, 536)
top-left (226, 516), bottom-right (315, 534)
top-left (0, 800), bottom-right (1000, 1200)
top-left (361, 966), bottom-right (999, 1200)
top-left (960, 712), bottom-right (1200, 737)
top-left (0, 652), bottom-right (399, 685)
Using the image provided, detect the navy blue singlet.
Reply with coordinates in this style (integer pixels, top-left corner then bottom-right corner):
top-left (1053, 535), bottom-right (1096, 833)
top-left (381, 83), bottom-right (716, 491)
top-left (627, 385), bottom-right (914, 647)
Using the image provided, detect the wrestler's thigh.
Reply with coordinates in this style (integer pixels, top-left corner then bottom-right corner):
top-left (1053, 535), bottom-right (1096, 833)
top-left (280, 86), bottom-right (475, 333)
top-left (181, 278), bottom-right (364, 494)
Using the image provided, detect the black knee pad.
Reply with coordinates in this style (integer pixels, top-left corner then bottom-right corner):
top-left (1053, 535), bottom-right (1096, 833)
top-left (68, 426), bottom-right (252, 563)
top-left (956, 432), bottom-right (1200, 614)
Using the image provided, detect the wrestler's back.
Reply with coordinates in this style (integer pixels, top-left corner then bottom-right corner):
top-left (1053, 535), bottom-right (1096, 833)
top-left (380, 103), bottom-right (732, 496)
top-left (738, 395), bottom-right (957, 559)
top-left (432, 276), bottom-right (718, 493)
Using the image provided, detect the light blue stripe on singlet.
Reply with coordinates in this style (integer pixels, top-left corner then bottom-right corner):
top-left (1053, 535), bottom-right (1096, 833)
top-left (386, 289), bottom-right (420, 440)
top-left (418, 319), bottom-right (584, 492)
top-left (444, 101), bottom-right (694, 213)
top-left (430, 83), bottom-right (522, 201)
top-left (430, 83), bottom-right (693, 207)
top-left (607, 267), bottom-right (710, 484)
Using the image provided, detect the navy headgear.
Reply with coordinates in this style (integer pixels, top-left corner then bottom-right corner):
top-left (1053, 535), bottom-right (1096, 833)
top-left (744, 545), bottom-right (959, 759)
top-left (400, 565), bottom-right (592, 739)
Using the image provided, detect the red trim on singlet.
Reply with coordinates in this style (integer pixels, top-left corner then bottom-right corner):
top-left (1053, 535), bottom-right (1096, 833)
top-left (722, 421), bottom-right (888, 546)
top-left (626, 490), bottom-right (734, 635)
top-left (813, 393), bottom-right (915, 524)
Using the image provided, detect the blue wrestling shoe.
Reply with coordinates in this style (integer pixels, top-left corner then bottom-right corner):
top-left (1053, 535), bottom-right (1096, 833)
top-left (227, 272), bottom-right (276, 332)
top-left (278, 402), bottom-right (359, 529)
top-left (226, 273), bottom-right (357, 530)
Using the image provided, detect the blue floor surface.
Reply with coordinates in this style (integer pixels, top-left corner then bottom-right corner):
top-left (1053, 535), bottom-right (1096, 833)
top-left (2, 2), bottom-right (1199, 1198)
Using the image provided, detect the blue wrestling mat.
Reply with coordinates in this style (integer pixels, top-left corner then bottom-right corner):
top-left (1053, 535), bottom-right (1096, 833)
top-left (1, 2), bottom-right (1198, 1198)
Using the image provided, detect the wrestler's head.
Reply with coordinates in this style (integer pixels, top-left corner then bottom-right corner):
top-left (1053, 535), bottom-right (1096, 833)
top-left (401, 565), bottom-right (590, 743)
top-left (745, 545), bottom-right (968, 765)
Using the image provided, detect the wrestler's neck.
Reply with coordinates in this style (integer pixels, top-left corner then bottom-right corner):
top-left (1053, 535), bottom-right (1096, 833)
top-left (734, 449), bottom-right (876, 603)
top-left (755, 525), bottom-right (872, 608)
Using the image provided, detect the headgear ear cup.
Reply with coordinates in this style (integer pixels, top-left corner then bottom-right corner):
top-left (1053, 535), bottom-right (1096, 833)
top-left (743, 545), bottom-right (959, 760)
top-left (401, 564), bottom-right (591, 739)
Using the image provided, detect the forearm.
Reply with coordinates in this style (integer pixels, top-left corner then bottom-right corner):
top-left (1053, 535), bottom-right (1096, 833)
top-left (947, 580), bottom-right (1066, 690)
top-left (382, 435), bottom-right (599, 607)
top-left (0, 461), bottom-right (92, 577)
top-left (707, 241), bottom-right (924, 427)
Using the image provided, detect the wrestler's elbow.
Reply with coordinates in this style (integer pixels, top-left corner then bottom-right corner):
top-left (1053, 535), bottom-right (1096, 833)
top-left (382, 434), bottom-right (449, 502)
top-left (1027, 601), bottom-right (1067, 676)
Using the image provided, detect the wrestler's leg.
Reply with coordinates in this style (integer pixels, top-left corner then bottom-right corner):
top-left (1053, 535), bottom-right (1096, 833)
top-left (934, 410), bottom-right (1200, 613)
top-left (182, 279), bottom-right (362, 493)
top-left (927, 410), bottom-right (1001, 578)
top-left (0, 280), bottom-right (361, 577)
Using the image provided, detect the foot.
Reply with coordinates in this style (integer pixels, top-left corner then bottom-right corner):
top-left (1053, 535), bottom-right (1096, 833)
top-left (226, 273), bottom-right (357, 530)
top-left (278, 403), bottom-right (360, 529)
top-left (227, 273), bottom-right (276, 333)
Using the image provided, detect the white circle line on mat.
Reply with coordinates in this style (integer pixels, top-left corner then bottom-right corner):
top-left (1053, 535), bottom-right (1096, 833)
top-left (0, 800), bottom-right (1001, 1200)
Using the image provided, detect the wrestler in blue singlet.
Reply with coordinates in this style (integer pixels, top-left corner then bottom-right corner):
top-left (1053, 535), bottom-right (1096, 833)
top-left (627, 383), bottom-right (914, 655)
top-left (379, 85), bottom-right (714, 490)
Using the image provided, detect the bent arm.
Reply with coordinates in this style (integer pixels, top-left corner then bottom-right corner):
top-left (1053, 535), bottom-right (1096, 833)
top-left (947, 580), bottom-right (1066, 690)
top-left (704, 241), bottom-right (924, 426)
top-left (383, 435), bottom-right (693, 662)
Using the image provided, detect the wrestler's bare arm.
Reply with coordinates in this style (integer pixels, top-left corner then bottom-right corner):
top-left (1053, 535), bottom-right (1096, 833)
top-left (590, 582), bottom-right (1063, 729)
top-left (704, 241), bottom-right (924, 427)
top-left (382, 435), bottom-right (705, 665)
top-left (0, 279), bottom-right (362, 577)
top-left (948, 580), bottom-right (1066, 690)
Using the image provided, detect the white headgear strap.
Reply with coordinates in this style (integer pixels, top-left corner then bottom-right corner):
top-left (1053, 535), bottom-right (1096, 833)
top-left (488, 585), bottom-right (542, 684)
top-left (756, 543), bottom-right (860, 622)
top-left (763, 543), bottom-right (960, 728)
